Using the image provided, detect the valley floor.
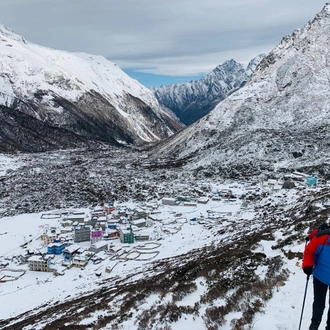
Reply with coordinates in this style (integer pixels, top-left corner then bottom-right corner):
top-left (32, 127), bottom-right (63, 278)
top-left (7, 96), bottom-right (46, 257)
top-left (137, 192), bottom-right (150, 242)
top-left (0, 148), bottom-right (328, 330)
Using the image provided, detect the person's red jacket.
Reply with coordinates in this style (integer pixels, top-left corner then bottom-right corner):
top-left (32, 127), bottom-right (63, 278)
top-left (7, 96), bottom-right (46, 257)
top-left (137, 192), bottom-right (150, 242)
top-left (302, 234), bottom-right (330, 285)
top-left (303, 234), bottom-right (329, 269)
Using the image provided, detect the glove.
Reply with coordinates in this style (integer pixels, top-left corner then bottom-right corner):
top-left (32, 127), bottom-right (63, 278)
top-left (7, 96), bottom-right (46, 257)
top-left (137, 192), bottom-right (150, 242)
top-left (305, 236), bottom-right (310, 242)
top-left (303, 266), bottom-right (313, 276)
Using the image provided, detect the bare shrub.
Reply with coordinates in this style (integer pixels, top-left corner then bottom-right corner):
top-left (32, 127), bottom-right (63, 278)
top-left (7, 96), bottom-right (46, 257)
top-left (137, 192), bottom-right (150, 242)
top-left (204, 305), bottom-right (227, 329)
top-left (172, 282), bottom-right (198, 303)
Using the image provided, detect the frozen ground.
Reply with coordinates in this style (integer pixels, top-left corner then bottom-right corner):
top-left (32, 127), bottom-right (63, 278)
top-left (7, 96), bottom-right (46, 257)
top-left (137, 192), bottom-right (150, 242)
top-left (0, 192), bottom-right (243, 320)
top-left (0, 149), bottom-right (328, 329)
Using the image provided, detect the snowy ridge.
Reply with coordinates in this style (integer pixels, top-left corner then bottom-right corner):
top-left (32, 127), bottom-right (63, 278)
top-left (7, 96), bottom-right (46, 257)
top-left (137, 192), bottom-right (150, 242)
top-left (151, 55), bottom-right (265, 125)
top-left (0, 24), bottom-right (183, 150)
top-left (0, 24), bottom-right (158, 110)
top-left (151, 3), bottom-right (330, 174)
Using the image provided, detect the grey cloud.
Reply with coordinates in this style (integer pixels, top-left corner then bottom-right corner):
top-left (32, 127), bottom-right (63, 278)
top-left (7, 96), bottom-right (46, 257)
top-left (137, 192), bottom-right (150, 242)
top-left (110, 23), bottom-right (295, 62)
top-left (0, 0), bottom-right (327, 75)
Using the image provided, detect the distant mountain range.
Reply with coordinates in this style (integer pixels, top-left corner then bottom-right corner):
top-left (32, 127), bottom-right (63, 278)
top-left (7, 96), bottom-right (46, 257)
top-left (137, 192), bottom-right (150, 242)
top-left (0, 25), bottom-right (184, 152)
top-left (151, 55), bottom-right (265, 125)
top-left (150, 3), bottom-right (330, 177)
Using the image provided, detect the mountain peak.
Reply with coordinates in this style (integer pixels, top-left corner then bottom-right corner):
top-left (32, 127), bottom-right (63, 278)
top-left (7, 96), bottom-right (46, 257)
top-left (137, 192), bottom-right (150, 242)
top-left (211, 59), bottom-right (243, 75)
top-left (254, 2), bottom-right (330, 79)
top-left (152, 55), bottom-right (265, 125)
top-left (319, 2), bottom-right (330, 16)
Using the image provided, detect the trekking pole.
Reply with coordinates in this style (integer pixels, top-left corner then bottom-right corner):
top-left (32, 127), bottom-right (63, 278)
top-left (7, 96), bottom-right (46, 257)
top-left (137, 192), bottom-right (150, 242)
top-left (298, 274), bottom-right (310, 330)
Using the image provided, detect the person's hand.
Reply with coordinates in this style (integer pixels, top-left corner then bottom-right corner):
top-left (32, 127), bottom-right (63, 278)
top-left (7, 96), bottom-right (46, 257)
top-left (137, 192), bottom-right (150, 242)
top-left (303, 266), bottom-right (313, 276)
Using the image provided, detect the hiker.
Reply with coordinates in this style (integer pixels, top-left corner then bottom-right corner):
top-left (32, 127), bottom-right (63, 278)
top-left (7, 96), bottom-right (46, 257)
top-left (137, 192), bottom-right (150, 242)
top-left (303, 224), bottom-right (330, 330)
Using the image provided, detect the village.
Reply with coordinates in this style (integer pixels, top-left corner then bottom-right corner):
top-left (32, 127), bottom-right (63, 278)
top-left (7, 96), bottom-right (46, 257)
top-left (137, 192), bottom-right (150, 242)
top-left (0, 189), bottom-right (241, 281)
top-left (0, 172), bottom-right (319, 286)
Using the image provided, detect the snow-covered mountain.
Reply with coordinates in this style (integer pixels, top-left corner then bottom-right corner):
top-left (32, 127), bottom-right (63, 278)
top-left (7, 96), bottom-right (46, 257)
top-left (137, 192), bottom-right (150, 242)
top-left (2, 5), bottom-right (330, 329)
top-left (0, 25), bottom-right (184, 152)
top-left (151, 3), bottom-right (330, 177)
top-left (151, 55), bottom-right (265, 125)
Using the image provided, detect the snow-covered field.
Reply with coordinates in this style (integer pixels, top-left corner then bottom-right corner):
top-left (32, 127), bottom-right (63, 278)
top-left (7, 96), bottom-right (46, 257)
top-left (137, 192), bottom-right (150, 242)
top-left (0, 152), bottom-right (328, 330)
top-left (0, 193), bottom-right (242, 320)
top-left (253, 240), bottom-right (317, 330)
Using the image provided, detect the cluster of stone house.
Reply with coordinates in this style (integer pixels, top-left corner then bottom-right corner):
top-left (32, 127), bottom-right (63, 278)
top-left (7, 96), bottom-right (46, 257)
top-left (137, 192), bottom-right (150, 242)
top-left (28, 194), bottom-right (226, 273)
top-left (27, 240), bottom-right (109, 273)
top-left (28, 204), bottom-right (153, 272)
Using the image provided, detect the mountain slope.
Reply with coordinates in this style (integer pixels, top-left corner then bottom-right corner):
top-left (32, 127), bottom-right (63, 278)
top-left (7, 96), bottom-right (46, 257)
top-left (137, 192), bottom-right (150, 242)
top-left (150, 3), bottom-right (330, 177)
top-left (151, 55), bottom-right (265, 125)
top-left (0, 25), bottom-right (184, 151)
top-left (0, 104), bottom-right (97, 152)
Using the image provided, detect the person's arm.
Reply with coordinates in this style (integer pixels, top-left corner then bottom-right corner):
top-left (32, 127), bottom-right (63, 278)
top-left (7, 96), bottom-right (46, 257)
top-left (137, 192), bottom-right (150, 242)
top-left (302, 235), bottom-right (327, 269)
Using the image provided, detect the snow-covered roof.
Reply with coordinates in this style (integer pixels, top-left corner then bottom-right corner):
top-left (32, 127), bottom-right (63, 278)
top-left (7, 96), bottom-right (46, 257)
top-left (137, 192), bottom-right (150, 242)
top-left (91, 241), bottom-right (108, 249)
top-left (63, 244), bottom-right (81, 253)
top-left (131, 218), bottom-right (146, 225)
top-left (28, 255), bottom-right (51, 262)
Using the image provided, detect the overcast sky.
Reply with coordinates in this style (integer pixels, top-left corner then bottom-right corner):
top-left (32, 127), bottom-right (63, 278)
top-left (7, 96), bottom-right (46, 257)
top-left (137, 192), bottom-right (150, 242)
top-left (0, 0), bottom-right (327, 86)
